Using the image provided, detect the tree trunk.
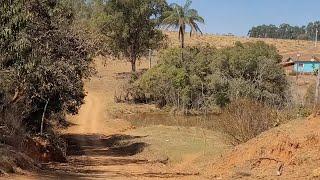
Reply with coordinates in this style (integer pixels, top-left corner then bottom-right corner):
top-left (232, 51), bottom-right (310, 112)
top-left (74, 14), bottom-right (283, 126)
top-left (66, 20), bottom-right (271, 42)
top-left (180, 33), bottom-right (185, 62)
top-left (131, 57), bottom-right (136, 72)
top-left (181, 33), bottom-right (185, 49)
top-left (130, 46), bottom-right (137, 72)
top-left (40, 99), bottom-right (49, 135)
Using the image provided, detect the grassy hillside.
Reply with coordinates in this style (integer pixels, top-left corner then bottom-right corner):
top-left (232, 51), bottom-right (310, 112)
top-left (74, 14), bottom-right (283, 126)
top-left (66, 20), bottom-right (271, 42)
top-left (165, 31), bottom-right (320, 59)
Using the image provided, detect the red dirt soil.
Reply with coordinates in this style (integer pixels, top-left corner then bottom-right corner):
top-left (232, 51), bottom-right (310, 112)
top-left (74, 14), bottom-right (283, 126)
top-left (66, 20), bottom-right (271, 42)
top-left (205, 116), bottom-right (320, 179)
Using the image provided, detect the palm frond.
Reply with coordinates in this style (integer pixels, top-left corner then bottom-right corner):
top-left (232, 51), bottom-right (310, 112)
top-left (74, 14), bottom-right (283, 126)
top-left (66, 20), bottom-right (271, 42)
top-left (170, 3), bottom-right (180, 7)
top-left (193, 15), bottom-right (205, 24)
top-left (187, 9), bottom-right (205, 24)
top-left (160, 0), bottom-right (204, 47)
top-left (183, 0), bottom-right (192, 13)
top-left (162, 12), bottom-right (179, 25)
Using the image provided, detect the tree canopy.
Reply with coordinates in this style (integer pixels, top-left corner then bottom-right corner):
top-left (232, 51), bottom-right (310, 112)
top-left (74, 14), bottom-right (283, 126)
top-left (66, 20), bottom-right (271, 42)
top-left (248, 22), bottom-right (320, 40)
top-left (162, 0), bottom-right (204, 48)
top-left (0, 0), bottom-right (94, 133)
top-left (100, 0), bottom-right (168, 72)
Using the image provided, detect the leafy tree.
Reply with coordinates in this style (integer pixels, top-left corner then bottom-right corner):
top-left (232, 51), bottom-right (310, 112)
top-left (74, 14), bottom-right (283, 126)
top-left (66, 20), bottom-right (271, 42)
top-left (0, 0), bottom-right (94, 133)
top-left (162, 0), bottom-right (204, 48)
top-left (66, 0), bottom-right (109, 55)
top-left (100, 0), bottom-right (167, 72)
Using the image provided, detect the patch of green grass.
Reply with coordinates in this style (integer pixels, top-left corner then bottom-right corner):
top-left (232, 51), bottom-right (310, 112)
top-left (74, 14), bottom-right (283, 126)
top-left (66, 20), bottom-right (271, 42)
top-left (127, 126), bottom-right (231, 164)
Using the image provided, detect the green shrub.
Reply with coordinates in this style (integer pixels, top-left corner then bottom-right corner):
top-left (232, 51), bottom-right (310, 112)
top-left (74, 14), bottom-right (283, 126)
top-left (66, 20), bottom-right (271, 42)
top-left (128, 41), bottom-right (289, 112)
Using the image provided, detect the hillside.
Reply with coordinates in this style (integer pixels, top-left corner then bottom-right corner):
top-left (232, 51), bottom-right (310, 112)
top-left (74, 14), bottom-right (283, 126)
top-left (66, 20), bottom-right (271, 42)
top-left (165, 31), bottom-right (320, 59)
top-left (204, 116), bottom-right (320, 179)
top-left (166, 31), bottom-right (320, 179)
top-left (3, 37), bottom-right (320, 180)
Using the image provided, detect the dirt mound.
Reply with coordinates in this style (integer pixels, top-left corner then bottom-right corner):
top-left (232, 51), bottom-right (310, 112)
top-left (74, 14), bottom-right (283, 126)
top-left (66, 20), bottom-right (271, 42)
top-left (0, 144), bottom-right (36, 176)
top-left (23, 136), bottom-right (67, 163)
top-left (0, 135), bottom-right (67, 177)
top-left (206, 117), bottom-right (320, 179)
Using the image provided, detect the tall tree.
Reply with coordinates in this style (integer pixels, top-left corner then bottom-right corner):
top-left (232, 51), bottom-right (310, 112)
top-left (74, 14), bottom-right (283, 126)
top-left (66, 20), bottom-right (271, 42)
top-left (100, 0), bottom-right (167, 72)
top-left (0, 0), bottom-right (94, 133)
top-left (162, 0), bottom-right (204, 48)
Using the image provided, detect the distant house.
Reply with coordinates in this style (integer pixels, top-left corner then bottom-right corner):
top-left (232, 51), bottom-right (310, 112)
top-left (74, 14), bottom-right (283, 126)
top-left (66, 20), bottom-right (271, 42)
top-left (280, 55), bottom-right (320, 74)
top-left (293, 61), bottom-right (320, 73)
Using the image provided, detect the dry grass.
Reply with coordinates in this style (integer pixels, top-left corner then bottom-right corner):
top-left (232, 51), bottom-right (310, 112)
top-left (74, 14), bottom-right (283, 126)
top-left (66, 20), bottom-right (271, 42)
top-left (127, 126), bottom-right (230, 165)
top-left (216, 99), bottom-right (279, 145)
top-left (165, 31), bottom-right (320, 58)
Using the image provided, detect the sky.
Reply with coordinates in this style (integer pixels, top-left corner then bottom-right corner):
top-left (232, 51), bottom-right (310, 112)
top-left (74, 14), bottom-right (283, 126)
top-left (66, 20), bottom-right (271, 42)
top-left (167, 0), bottom-right (320, 36)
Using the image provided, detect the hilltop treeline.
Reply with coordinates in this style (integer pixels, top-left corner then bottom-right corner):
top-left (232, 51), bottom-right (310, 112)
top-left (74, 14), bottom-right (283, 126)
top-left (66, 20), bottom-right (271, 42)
top-left (248, 21), bottom-right (320, 40)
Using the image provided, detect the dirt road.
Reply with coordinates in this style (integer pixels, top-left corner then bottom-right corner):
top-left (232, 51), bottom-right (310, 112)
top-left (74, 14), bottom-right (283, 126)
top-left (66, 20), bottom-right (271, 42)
top-left (9, 58), bottom-right (200, 180)
top-left (65, 58), bottom-right (133, 135)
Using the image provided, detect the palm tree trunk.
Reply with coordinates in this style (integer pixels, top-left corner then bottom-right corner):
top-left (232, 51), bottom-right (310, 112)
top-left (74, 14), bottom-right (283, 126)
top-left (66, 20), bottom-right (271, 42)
top-left (181, 33), bottom-right (185, 49)
top-left (180, 31), bottom-right (185, 61)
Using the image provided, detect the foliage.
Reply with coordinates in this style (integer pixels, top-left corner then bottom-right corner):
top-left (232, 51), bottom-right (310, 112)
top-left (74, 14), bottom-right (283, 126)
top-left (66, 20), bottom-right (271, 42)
top-left (0, 0), bottom-right (94, 133)
top-left (248, 22), bottom-right (320, 40)
top-left (162, 0), bottom-right (204, 48)
top-left (65, 0), bottom-right (109, 55)
top-left (100, 0), bottom-right (168, 72)
top-left (128, 41), bottom-right (289, 111)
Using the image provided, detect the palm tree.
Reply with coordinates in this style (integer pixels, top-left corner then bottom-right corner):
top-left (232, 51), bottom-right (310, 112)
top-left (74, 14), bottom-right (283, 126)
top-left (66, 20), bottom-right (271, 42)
top-left (162, 0), bottom-right (204, 49)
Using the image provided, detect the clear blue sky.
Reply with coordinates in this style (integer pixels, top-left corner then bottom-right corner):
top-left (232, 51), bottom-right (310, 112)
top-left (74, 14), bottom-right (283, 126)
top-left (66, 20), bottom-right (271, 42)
top-left (167, 0), bottom-right (320, 36)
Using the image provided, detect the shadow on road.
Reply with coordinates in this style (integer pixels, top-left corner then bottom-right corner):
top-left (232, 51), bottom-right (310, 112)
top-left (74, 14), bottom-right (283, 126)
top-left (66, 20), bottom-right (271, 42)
top-left (36, 133), bottom-right (200, 179)
top-left (63, 134), bottom-right (149, 157)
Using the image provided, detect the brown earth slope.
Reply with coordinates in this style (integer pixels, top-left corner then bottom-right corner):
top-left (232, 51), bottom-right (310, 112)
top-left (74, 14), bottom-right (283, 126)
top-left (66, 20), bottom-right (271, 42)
top-left (205, 116), bottom-right (320, 179)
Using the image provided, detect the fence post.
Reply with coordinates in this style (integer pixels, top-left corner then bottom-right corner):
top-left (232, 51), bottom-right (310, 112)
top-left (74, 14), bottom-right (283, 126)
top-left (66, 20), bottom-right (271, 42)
top-left (314, 68), bottom-right (320, 117)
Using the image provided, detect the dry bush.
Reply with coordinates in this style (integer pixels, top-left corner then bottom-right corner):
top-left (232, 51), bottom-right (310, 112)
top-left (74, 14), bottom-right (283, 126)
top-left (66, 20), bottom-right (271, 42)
top-left (217, 99), bottom-right (279, 145)
top-left (278, 103), bottom-right (311, 122)
top-left (0, 104), bottom-right (26, 148)
top-left (114, 71), bottom-right (152, 104)
top-left (305, 82), bottom-right (316, 108)
top-left (114, 82), bottom-right (148, 104)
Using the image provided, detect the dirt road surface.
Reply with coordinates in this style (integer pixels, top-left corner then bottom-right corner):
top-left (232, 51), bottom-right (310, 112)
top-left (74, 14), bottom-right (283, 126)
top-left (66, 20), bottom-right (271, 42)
top-left (7, 58), bottom-right (201, 180)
